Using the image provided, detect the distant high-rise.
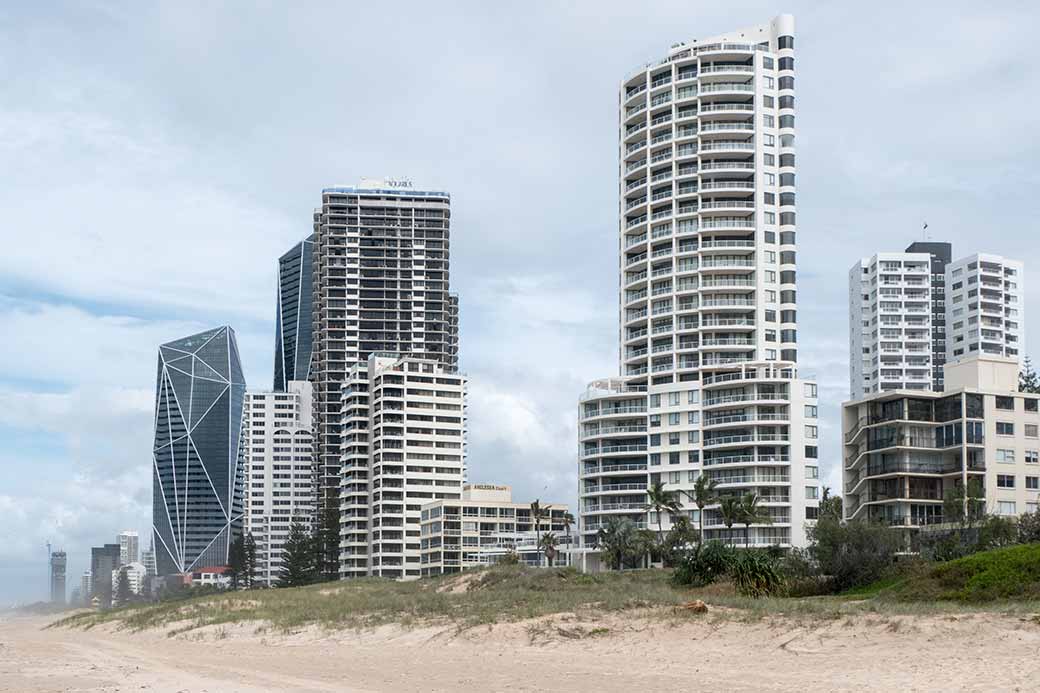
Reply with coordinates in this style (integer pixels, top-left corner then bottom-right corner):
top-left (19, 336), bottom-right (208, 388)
top-left (152, 326), bottom-right (246, 575)
top-left (848, 244), bottom-right (1024, 398)
top-left (79, 570), bottom-right (92, 604)
top-left (89, 544), bottom-right (120, 600)
top-left (118, 530), bottom-right (139, 566)
top-left (310, 178), bottom-right (460, 574)
top-left (274, 234), bottom-right (316, 391)
top-left (49, 551), bottom-right (66, 604)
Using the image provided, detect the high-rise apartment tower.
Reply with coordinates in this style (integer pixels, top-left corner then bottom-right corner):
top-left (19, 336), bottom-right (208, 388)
top-left (849, 244), bottom-right (1023, 398)
top-left (310, 178), bottom-right (460, 574)
top-left (578, 15), bottom-right (820, 570)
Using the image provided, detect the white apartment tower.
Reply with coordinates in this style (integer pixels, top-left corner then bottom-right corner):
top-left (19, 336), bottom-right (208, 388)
top-left (579, 15), bottom-right (820, 569)
top-left (849, 244), bottom-right (1023, 398)
top-left (243, 380), bottom-right (316, 585)
top-left (118, 530), bottom-right (139, 566)
top-left (339, 353), bottom-right (467, 580)
top-left (946, 254), bottom-right (1024, 364)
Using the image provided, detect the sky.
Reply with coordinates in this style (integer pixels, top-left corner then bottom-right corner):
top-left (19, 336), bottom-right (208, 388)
top-left (1, 1), bottom-right (1039, 604)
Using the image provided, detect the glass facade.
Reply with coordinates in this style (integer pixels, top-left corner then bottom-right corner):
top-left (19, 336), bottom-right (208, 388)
top-left (273, 234), bottom-right (315, 391)
top-left (152, 326), bottom-right (246, 575)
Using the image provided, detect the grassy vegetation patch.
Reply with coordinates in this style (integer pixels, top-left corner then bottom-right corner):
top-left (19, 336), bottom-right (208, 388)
top-left (881, 544), bottom-right (1040, 603)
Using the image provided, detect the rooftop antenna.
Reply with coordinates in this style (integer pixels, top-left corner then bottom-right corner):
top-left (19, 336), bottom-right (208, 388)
top-left (923, 221), bottom-right (929, 241)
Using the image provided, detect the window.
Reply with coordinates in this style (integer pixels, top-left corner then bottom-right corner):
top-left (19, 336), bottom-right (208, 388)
top-left (805, 506), bottom-right (819, 520)
top-left (688, 411), bottom-right (700, 425)
top-left (997, 422), bottom-right (1015, 436)
top-left (650, 434), bottom-right (661, 446)
top-left (805, 446), bottom-right (818, 459)
top-left (804, 405), bottom-right (817, 418)
top-left (1026, 398), bottom-right (1038, 413)
top-left (668, 391), bottom-right (681, 406)
top-left (650, 453), bottom-right (661, 465)
top-left (778, 35), bottom-right (794, 50)
top-left (668, 412), bottom-right (680, 425)
top-left (688, 470), bottom-right (699, 483)
top-left (1027, 477), bottom-right (1039, 490)
top-left (804, 383), bottom-right (817, 398)
top-left (806, 466), bottom-right (818, 479)
top-left (996, 449), bottom-right (1016, 464)
top-left (669, 471), bottom-right (680, 483)
top-left (763, 56), bottom-right (774, 69)
top-left (764, 134), bottom-right (775, 146)
top-left (805, 486), bottom-right (819, 499)
top-left (998, 501), bottom-right (1017, 516)
top-left (669, 452), bottom-right (680, 466)
top-left (649, 394), bottom-right (660, 408)
top-left (1028, 450), bottom-right (1039, 465)
top-left (688, 431), bottom-right (700, 444)
top-left (650, 414), bottom-right (661, 427)
top-left (1027, 424), bottom-right (1039, 438)
top-left (668, 433), bottom-right (680, 445)
top-left (688, 390), bottom-right (700, 404)
top-left (997, 474), bottom-right (1015, 489)
top-left (763, 76), bottom-right (774, 89)
top-left (805, 425), bottom-right (818, 439)
top-left (996, 396), bottom-right (1015, 411)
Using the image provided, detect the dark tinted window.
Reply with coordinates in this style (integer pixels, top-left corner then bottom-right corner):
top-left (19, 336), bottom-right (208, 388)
top-left (778, 36), bottom-right (794, 50)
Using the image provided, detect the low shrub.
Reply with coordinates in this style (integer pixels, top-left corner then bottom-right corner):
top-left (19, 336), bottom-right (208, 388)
top-left (809, 517), bottom-right (901, 592)
top-left (671, 541), bottom-right (735, 587)
top-left (730, 550), bottom-right (786, 598)
top-left (891, 543), bottom-right (1040, 602)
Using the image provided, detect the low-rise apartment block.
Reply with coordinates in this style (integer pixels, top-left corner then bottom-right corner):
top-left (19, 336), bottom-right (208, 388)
top-left (420, 484), bottom-right (571, 576)
top-left (844, 355), bottom-right (1040, 547)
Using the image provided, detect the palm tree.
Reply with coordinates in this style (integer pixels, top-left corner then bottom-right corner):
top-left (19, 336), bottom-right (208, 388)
top-left (529, 500), bottom-right (550, 565)
top-left (738, 492), bottom-right (772, 548)
top-left (539, 532), bottom-right (559, 567)
top-left (685, 475), bottom-right (718, 545)
top-left (718, 495), bottom-right (741, 546)
top-left (560, 511), bottom-right (576, 549)
top-left (644, 481), bottom-right (684, 553)
top-left (596, 516), bottom-right (636, 570)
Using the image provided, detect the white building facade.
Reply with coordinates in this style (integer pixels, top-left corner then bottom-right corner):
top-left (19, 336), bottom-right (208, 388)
top-left (844, 356), bottom-right (1040, 549)
top-left (243, 380), bottom-right (316, 586)
top-left (118, 530), bottom-right (139, 566)
top-left (946, 254), bottom-right (1024, 365)
top-left (849, 246), bottom-right (1023, 399)
top-left (579, 15), bottom-right (820, 570)
top-left (339, 353), bottom-right (467, 580)
top-left (420, 484), bottom-right (572, 576)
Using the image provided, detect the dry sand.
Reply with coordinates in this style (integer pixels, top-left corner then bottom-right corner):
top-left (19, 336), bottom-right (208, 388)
top-left (2, 609), bottom-right (1040, 692)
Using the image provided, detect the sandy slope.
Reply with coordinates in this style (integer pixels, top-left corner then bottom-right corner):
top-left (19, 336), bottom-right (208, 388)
top-left (2, 610), bottom-right (1040, 692)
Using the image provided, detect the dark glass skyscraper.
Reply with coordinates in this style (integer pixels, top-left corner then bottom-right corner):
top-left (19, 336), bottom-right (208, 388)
top-left (152, 326), bottom-right (246, 575)
top-left (274, 234), bottom-right (315, 391)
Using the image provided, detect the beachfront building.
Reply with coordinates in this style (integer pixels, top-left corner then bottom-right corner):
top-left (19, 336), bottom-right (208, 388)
top-left (118, 530), bottom-right (139, 566)
top-left (111, 562), bottom-right (147, 599)
top-left (310, 178), bottom-right (460, 574)
top-left (339, 353), bottom-right (467, 580)
top-left (843, 355), bottom-right (1040, 548)
top-left (274, 234), bottom-right (316, 391)
top-left (243, 381), bottom-right (316, 586)
top-left (577, 14), bottom-right (820, 571)
top-left (419, 484), bottom-right (572, 576)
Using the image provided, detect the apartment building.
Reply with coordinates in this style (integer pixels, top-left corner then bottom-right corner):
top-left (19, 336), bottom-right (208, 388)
top-left (419, 484), bottom-right (572, 576)
top-left (843, 355), bottom-right (1040, 548)
top-left (243, 380), bottom-right (315, 586)
top-left (946, 254), bottom-right (1024, 364)
top-left (578, 14), bottom-right (820, 570)
top-left (310, 178), bottom-right (460, 572)
top-left (338, 353), bottom-right (467, 580)
top-left (848, 244), bottom-right (1023, 398)
top-left (118, 530), bottom-right (139, 566)
top-left (849, 250), bottom-right (938, 397)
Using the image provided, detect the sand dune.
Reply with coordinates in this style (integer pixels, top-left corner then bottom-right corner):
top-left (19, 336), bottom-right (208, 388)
top-left (2, 609), bottom-right (1039, 692)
